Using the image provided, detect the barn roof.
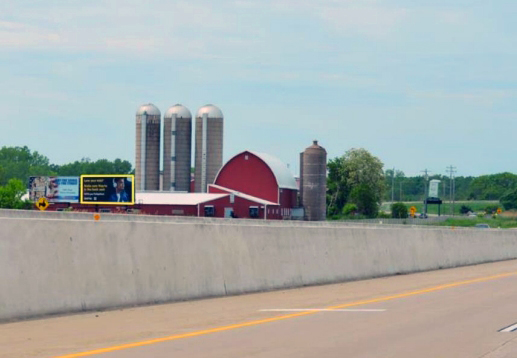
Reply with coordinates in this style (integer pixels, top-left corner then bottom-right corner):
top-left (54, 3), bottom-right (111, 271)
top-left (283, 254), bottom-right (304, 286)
top-left (135, 192), bottom-right (227, 205)
top-left (248, 151), bottom-right (298, 190)
top-left (209, 184), bottom-right (278, 206)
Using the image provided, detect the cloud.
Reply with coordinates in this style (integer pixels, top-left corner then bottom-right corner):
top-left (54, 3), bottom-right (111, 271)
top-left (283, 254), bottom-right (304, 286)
top-left (0, 21), bottom-right (62, 49)
top-left (0, 1), bottom-right (243, 56)
top-left (409, 89), bottom-right (516, 107)
top-left (318, 4), bottom-right (409, 39)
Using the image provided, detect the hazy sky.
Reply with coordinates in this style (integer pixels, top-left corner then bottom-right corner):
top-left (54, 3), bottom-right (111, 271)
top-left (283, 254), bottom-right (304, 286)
top-left (1, 0), bottom-right (515, 177)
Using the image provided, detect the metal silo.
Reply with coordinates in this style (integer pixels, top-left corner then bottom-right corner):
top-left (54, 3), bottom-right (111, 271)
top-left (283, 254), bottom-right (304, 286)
top-left (194, 104), bottom-right (223, 193)
top-left (300, 140), bottom-right (327, 221)
top-left (163, 104), bottom-right (192, 192)
top-left (135, 103), bottom-right (161, 191)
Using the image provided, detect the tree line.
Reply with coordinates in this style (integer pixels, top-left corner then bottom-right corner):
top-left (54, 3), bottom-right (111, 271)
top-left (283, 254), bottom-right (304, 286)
top-left (327, 149), bottom-right (517, 219)
top-left (0, 146), bottom-right (133, 209)
top-left (0, 146), bottom-right (132, 186)
top-left (382, 171), bottom-right (517, 202)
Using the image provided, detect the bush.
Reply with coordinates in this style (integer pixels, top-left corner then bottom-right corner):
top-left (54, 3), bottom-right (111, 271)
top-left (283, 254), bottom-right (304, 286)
top-left (0, 179), bottom-right (30, 209)
top-left (391, 202), bottom-right (408, 218)
top-left (460, 205), bottom-right (472, 214)
top-left (349, 184), bottom-right (379, 218)
top-left (342, 203), bottom-right (358, 216)
top-left (485, 204), bottom-right (499, 214)
top-left (377, 211), bottom-right (391, 219)
top-left (501, 189), bottom-right (517, 210)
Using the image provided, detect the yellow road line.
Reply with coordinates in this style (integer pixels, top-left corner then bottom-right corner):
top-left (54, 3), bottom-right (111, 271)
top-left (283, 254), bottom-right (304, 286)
top-left (55, 271), bottom-right (517, 358)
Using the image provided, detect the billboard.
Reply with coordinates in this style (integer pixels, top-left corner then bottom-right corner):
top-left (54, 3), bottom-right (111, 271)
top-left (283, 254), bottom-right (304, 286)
top-left (428, 179), bottom-right (441, 198)
top-left (80, 175), bottom-right (134, 205)
top-left (28, 176), bottom-right (80, 203)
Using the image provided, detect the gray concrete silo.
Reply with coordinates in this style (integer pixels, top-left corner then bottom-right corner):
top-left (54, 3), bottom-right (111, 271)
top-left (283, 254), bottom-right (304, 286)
top-left (135, 103), bottom-right (161, 191)
top-left (300, 140), bottom-right (327, 221)
top-left (163, 104), bottom-right (192, 192)
top-left (194, 104), bottom-right (223, 193)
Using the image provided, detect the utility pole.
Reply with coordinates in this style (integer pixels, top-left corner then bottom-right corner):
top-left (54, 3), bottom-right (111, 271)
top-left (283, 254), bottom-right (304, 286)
top-left (421, 169), bottom-right (431, 215)
top-left (446, 165), bottom-right (457, 216)
top-left (399, 181), bottom-right (403, 202)
top-left (391, 167), bottom-right (395, 204)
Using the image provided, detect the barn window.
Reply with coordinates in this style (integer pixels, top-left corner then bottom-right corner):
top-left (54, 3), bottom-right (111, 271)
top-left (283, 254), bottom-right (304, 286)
top-left (204, 205), bottom-right (215, 217)
top-left (249, 206), bottom-right (259, 218)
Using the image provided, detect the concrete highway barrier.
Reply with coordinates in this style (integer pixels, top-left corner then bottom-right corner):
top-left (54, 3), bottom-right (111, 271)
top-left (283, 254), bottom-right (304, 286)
top-left (1, 210), bottom-right (517, 321)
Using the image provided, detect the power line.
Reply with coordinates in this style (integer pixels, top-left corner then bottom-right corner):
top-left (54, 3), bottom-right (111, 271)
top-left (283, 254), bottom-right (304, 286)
top-left (446, 165), bottom-right (457, 216)
top-left (391, 167), bottom-right (395, 204)
top-left (421, 169), bottom-right (431, 215)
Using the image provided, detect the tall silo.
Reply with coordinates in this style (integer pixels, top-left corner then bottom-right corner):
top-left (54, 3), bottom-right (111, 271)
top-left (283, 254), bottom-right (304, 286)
top-left (194, 104), bottom-right (223, 193)
top-left (163, 104), bottom-right (192, 192)
top-left (135, 103), bottom-right (161, 191)
top-left (300, 140), bottom-right (327, 221)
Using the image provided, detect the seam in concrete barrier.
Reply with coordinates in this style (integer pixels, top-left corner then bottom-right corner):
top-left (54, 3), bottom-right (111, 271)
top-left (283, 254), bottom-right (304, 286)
top-left (0, 216), bottom-right (464, 231)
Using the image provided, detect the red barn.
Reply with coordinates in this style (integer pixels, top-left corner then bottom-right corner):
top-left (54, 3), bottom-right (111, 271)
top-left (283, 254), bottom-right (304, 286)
top-left (208, 150), bottom-right (298, 219)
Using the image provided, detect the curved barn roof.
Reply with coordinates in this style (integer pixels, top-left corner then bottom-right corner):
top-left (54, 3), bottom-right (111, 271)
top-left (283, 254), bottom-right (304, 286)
top-left (248, 151), bottom-right (298, 190)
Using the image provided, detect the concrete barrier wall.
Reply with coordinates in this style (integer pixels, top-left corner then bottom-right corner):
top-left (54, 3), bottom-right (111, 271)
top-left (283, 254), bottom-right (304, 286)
top-left (1, 211), bottom-right (517, 321)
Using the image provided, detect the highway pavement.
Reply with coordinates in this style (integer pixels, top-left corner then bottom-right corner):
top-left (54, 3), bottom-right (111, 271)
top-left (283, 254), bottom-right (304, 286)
top-left (2, 260), bottom-right (517, 357)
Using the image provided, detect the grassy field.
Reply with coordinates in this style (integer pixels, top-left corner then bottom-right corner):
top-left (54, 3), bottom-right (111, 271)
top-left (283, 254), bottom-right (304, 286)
top-left (433, 217), bottom-right (517, 229)
top-left (380, 200), bottom-right (500, 216)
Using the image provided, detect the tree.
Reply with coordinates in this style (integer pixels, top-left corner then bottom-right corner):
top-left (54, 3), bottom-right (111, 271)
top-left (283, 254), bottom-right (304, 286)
top-left (55, 158), bottom-right (132, 176)
top-left (384, 169), bottom-right (405, 201)
top-left (500, 189), bottom-right (517, 210)
top-left (391, 202), bottom-right (408, 218)
top-left (0, 146), bottom-right (55, 185)
top-left (0, 165), bottom-right (5, 185)
top-left (342, 203), bottom-right (358, 217)
top-left (0, 179), bottom-right (32, 209)
top-left (327, 158), bottom-right (349, 216)
top-left (469, 173), bottom-right (517, 200)
top-left (349, 184), bottom-right (379, 218)
top-left (327, 148), bottom-right (385, 217)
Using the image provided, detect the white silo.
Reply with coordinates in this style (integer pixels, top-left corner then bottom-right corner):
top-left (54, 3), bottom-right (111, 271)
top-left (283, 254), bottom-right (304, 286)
top-left (194, 104), bottom-right (223, 193)
top-left (163, 104), bottom-right (192, 192)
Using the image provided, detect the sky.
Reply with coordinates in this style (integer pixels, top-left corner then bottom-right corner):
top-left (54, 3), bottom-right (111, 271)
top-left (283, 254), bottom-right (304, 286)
top-left (1, 0), bottom-right (516, 177)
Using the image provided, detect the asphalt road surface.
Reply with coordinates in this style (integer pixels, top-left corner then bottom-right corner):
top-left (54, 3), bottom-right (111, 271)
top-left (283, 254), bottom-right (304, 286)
top-left (3, 260), bottom-right (517, 357)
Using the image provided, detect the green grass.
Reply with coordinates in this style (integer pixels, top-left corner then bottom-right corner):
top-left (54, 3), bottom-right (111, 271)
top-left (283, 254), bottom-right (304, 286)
top-left (380, 200), bottom-right (500, 216)
top-left (433, 217), bottom-right (517, 229)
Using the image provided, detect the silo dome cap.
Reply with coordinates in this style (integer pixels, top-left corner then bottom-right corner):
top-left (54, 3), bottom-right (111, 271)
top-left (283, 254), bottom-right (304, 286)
top-left (304, 140), bottom-right (327, 153)
top-left (196, 104), bottom-right (223, 119)
top-left (165, 104), bottom-right (192, 119)
top-left (136, 103), bottom-right (161, 116)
